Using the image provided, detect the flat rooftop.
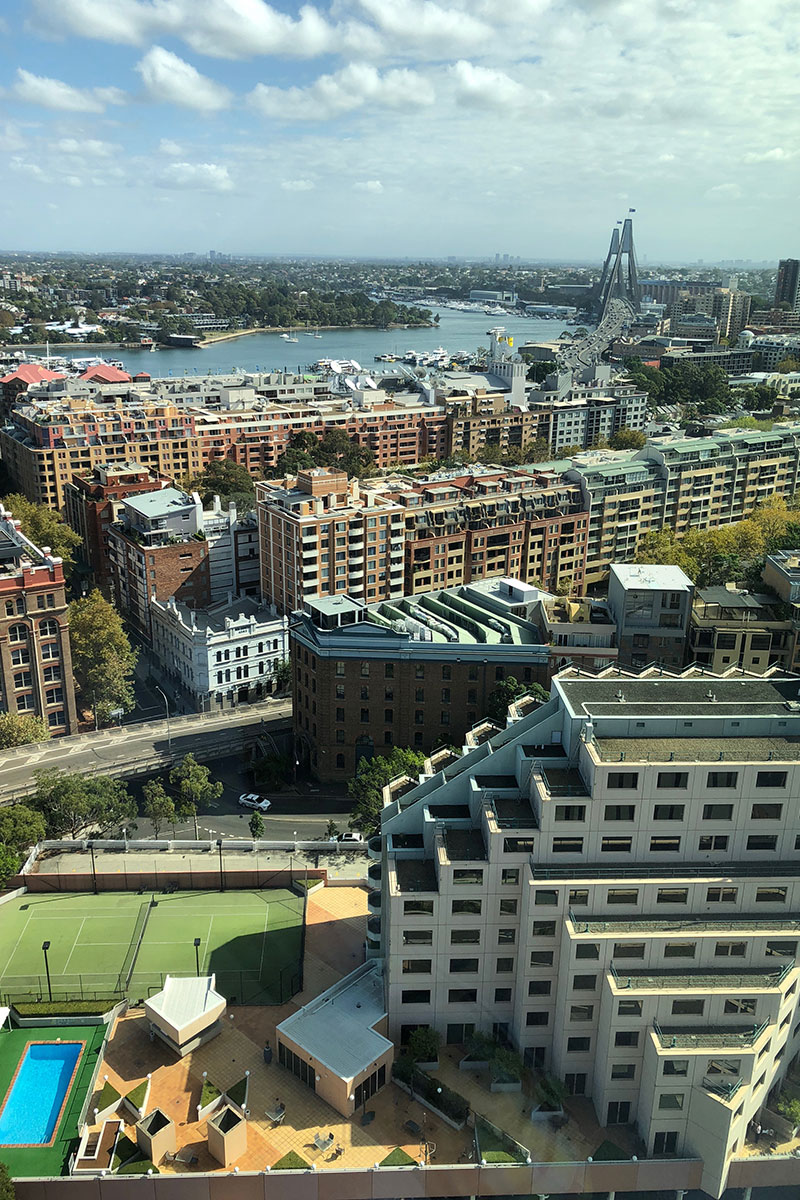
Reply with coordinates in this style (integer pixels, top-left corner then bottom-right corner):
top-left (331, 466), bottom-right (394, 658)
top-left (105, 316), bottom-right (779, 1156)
top-left (444, 827), bottom-right (486, 862)
top-left (611, 563), bottom-right (693, 591)
top-left (395, 858), bottom-right (438, 892)
top-left (560, 675), bottom-right (800, 719)
top-left (124, 487), bottom-right (192, 518)
top-left (596, 735), bottom-right (800, 762)
top-left (572, 914), bottom-right (800, 935)
top-left (613, 967), bottom-right (787, 991)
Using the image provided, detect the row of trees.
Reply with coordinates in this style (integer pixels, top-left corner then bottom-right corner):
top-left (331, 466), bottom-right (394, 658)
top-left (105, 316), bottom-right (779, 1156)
top-left (271, 429), bottom-right (375, 479)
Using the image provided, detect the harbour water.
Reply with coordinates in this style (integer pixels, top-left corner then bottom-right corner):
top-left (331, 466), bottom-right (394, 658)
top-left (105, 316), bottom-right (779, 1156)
top-left (37, 310), bottom-right (577, 377)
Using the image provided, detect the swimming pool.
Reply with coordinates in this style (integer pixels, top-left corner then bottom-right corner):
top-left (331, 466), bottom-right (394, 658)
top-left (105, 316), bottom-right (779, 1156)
top-left (0, 1041), bottom-right (84, 1146)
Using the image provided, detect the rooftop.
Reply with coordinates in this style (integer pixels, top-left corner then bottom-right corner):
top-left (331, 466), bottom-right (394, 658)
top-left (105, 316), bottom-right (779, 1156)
top-left (443, 827), bottom-right (486, 862)
top-left (595, 735), bottom-right (800, 763)
top-left (123, 486), bottom-right (194, 519)
top-left (144, 974), bottom-right (226, 1039)
top-left (572, 914), bottom-right (800, 935)
top-left (610, 563), bottom-right (693, 592)
top-left (653, 1024), bottom-right (767, 1049)
top-left (559, 673), bottom-right (800, 719)
top-left (613, 966), bottom-right (788, 991)
top-left (395, 858), bottom-right (438, 892)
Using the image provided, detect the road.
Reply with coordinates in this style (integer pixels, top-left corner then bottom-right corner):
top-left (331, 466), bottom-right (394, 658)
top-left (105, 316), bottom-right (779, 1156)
top-left (557, 298), bottom-right (633, 371)
top-left (0, 700), bottom-right (292, 800)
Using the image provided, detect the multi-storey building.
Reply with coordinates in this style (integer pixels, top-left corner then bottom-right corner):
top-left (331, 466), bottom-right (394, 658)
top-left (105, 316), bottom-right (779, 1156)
top-left (108, 488), bottom-right (259, 637)
top-left (63, 461), bottom-right (172, 588)
top-left (688, 586), bottom-right (794, 674)
top-left (0, 363), bottom-right (64, 417)
top-left (739, 332), bottom-right (800, 370)
top-left (607, 563), bottom-right (693, 670)
top-left (377, 665), bottom-right (800, 1198)
top-left (775, 259), bottom-right (800, 312)
top-left (0, 503), bottom-right (78, 735)
top-left (150, 594), bottom-right (287, 711)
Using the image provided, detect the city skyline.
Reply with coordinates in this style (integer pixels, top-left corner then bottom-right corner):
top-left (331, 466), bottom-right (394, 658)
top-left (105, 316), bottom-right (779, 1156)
top-left (0, 0), bottom-right (797, 260)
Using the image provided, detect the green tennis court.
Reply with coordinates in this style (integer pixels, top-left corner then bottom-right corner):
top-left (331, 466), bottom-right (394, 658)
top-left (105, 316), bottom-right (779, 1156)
top-left (0, 889), bottom-right (304, 1006)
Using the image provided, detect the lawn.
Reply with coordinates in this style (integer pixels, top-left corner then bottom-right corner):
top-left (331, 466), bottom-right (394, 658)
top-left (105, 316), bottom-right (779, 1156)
top-left (0, 889), bottom-right (304, 1007)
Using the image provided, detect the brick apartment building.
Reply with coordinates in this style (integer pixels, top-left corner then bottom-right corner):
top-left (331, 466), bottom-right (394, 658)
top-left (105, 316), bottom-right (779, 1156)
top-left (64, 461), bottom-right (172, 588)
top-left (0, 503), bottom-right (77, 735)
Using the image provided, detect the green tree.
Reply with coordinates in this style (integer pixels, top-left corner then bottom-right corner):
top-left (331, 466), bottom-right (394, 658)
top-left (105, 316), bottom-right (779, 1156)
top-left (248, 811), bottom-right (265, 840)
top-left (610, 428), bottom-right (646, 450)
top-left (141, 779), bottom-right (176, 836)
top-left (0, 803), bottom-right (46, 854)
top-left (634, 529), bottom-right (698, 579)
top-left (169, 753), bottom-right (222, 838)
top-left (325, 819), bottom-right (340, 839)
top-left (183, 459), bottom-right (255, 509)
top-left (273, 660), bottom-right (292, 692)
top-left (69, 590), bottom-right (138, 722)
top-left (348, 747), bottom-right (426, 835)
top-left (0, 493), bottom-right (82, 576)
top-left (31, 769), bottom-right (136, 838)
top-left (0, 845), bottom-right (21, 889)
top-left (520, 437), bottom-right (552, 463)
top-left (486, 677), bottom-right (549, 723)
top-left (776, 357), bottom-right (800, 374)
top-left (0, 712), bottom-right (49, 748)
top-left (253, 753), bottom-right (290, 790)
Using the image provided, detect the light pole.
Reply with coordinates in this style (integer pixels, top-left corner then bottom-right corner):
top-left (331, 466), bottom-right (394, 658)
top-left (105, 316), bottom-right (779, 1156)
top-left (217, 839), bottom-right (224, 892)
top-left (194, 937), bottom-right (201, 976)
top-left (42, 940), bottom-right (52, 1002)
top-left (155, 685), bottom-right (172, 752)
top-left (88, 839), bottom-right (97, 894)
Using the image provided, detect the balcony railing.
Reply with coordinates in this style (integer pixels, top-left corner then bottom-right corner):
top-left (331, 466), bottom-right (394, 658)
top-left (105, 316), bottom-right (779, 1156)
top-left (702, 1074), bottom-right (745, 1101)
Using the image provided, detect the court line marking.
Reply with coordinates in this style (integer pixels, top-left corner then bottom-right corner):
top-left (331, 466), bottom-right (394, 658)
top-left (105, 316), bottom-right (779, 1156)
top-left (62, 917), bottom-right (87, 976)
top-left (257, 903), bottom-right (270, 984)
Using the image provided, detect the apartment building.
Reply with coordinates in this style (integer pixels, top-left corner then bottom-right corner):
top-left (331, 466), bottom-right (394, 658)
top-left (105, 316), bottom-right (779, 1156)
top-left (150, 594), bottom-right (287, 711)
top-left (775, 258), bottom-right (800, 312)
top-left (377, 665), bottom-right (800, 1198)
top-left (608, 563), bottom-right (694, 670)
top-left (688, 586), bottom-right (794, 674)
top-left (63, 461), bottom-right (172, 588)
top-left (0, 503), bottom-right (77, 735)
top-left (739, 332), bottom-right (800, 370)
top-left (108, 488), bottom-right (258, 637)
top-left (528, 369), bottom-right (648, 454)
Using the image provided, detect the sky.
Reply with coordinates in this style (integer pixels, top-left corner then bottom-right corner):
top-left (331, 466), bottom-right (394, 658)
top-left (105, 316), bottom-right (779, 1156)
top-left (0, 0), bottom-right (798, 262)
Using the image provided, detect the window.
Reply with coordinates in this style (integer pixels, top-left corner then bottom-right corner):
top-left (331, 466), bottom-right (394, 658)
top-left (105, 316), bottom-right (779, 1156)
top-left (335, 683), bottom-right (345, 699)
top-left (403, 930), bottom-right (433, 945)
top-left (614, 1031), bottom-right (639, 1047)
top-left (501, 868), bottom-right (519, 885)
top-left (751, 803), bottom-right (783, 819)
top-left (569, 888), bottom-right (589, 907)
top-left (654, 805), bottom-right (685, 821)
top-left (664, 942), bottom-right (696, 958)
top-left (725, 998), bottom-right (756, 1015)
top-left (706, 1058), bottom-right (741, 1076)
top-left (618, 999), bottom-right (642, 1016)
top-left (8, 623), bottom-right (27, 644)
top-left (360, 708), bottom-right (369, 723)
top-left (526, 1011), bottom-right (549, 1026)
top-left (497, 956), bottom-right (515, 972)
top-left (360, 662), bottom-right (370, 677)
top-left (703, 803), bottom-right (733, 820)
top-left (498, 928), bottom-right (516, 945)
top-left (650, 836), bottom-right (681, 852)
top-left (604, 805), bottom-right (635, 821)
top-left (402, 960), bottom-right (432, 974)
top-left (653, 1131), bottom-right (678, 1156)
top-left (553, 837), bottom-right (584, 853)
top-left (532, 921), bottom-right (556, 937)
top-left (672, 999), bottom-right (704, 1016)
top-left (756, 771), bottom-right (787, 788)
top-left (607, 888), bottom-right (638, 905)
top-left (39, 618), bottom-right (59, 638)
top-left (335, 730), bottom-right (345, 743)
top-left (567, 1036), bottom-right (591, 1052)
top-left (715, 941), bottom-right (746, 957)
top-left (613, 943), bottom-right (645, 959)
top-left (448, 988), bottom-right (477, 1004)
top-left (572, 974), bottom-right (596, 991)
top-left (499, 898), bottom-right (518, 915)
top-left (360, 685), bottom-right (369, 701)
top-left (503, 837), bottom-right (534, 853)
top-left (576, 944), bottom-right (599, 960)
top-left (748, 835), bottom-right (778, 852)
top-left (404, 900), bottom-right (433, 915)
top-left (535, 889), bottom-right (558, 906)
top-left (699, 835), bottom-right (728, 851)
top-left (450, 958), bottom-right (479, 973)
top-left (414, 664), bottom-right (424, 679)
top-left (663, 1060), bottom-right (688, 1076)
top-left (659, 1094), bottom-right (685, 1111)
top-left (453, 868), bottom-right (483, 886)
top-left (756, 886), bottom-right (787, 903)
top-left (602, 837), bottom-right (632, 853)
top-left (335, 661), bottom-right (345, 676)
top-left (706, 773), bottom-right (737, 789)
top-left (657, 772), bottom-right (688, 789)
top-left (607, 772), bottom-right (638, 789)
top-left (452, 899), bottom-right (482, 915)
top-left (451, 929), bottom-right (480, 944)
top-left (657, 888), bottom-right (689, 905)
top-left (401, 989), bottom-right (430, 1004)
top-left (528, 979), bottom-right (552, 996)
top-left (555, 804), bottom-right (586, 821)
top-left (570, 1004), bottom-right (593, 1021)
top-left (495, 988), bottom-right (512, 1003)
top-left (607, 1100), bottom-right (631, 1124)
top-left (611, 1063), bottom-right (635, 1080)
top-left (336, 707), bottom-right (345, 722)
top-left (766, 940), bottom-right (796, 957)
top-left (707, 886), bottom-right (737, 903)
top-left (384, 663), bottom-right (394, 678)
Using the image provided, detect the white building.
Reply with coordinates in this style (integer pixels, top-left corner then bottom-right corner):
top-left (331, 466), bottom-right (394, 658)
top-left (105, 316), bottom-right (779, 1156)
top-left (150, 594), bottom-right (287, 710)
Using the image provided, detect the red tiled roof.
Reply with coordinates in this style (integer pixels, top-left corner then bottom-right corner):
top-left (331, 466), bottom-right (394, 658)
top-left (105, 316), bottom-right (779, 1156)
top-left (80, 365), bottom-right (132, 383)
top-left (0, 364), bottom-right (65, 385)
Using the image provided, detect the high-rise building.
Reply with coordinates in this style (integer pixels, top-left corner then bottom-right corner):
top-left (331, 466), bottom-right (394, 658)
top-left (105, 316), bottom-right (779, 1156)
top-left (775, 259), bottom-right (800, 312)
top-left (378, 665), bottom-right (800, 1198)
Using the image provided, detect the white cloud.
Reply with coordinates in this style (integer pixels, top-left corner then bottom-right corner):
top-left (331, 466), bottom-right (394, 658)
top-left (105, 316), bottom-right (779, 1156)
top-left (57, 137), bottom-right (119, 157)
top-left (12, 68), bottom-right (124, 112)
top-left (65, 175), bottom-right (83, 187)
top-left (280, 178), bottom-right (315, 191)
top-left (743, 146), bottom-right (797, 163)
top-left (354, 179), bottom-right (383, 193)
top-left (352, 0), bottom-right (490, 53)
top-left (136, 47), bottom-right (232, 112)
top-left (9, 157), bottom-right (48, 182)
top-left (0, 122), bottom-right (25, 152)
top-left (705, 182), bottom-right (742, 199)
top-left (157, 161), bottom-right (235, 192)
top-left (250, 62), bottom-right (434, 121)
top-left (449, 60), bottom-right (530, 108)
top-left (158, 138), bottom-right (184, 156)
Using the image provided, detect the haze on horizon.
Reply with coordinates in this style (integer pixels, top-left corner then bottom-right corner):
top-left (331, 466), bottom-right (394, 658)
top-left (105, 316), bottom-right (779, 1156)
top-left (0, 0), bottom-right (796, 263)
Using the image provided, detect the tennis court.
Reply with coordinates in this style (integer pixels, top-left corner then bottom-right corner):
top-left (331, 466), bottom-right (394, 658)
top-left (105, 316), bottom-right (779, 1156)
top-left (0, 889), bottom-right (304, 1006)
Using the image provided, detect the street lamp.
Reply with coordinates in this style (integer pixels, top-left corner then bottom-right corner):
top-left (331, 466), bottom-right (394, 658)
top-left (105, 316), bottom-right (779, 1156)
top-left (194, 937), bottom-right (201, 976)
top-left (88, 839), bottom-right (97, 894)
top-left (155, 685), bottom-right (172, 752)
top-left (42, 940), bottom-right (52, 1002)
top-left (216, 838), bottom-right (224, 892)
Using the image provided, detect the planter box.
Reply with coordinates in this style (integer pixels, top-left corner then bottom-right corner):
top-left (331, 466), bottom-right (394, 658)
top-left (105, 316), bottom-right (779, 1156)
top-left (12, 1000), bottom-right (126, 1028)
top-left (762, 1107), bottom-right (798, 1142)
top-left (123, 1078), bottom-right (152, 1121)
top-left (414, 1060), bottom-right (439, 1072)
top-left (292, 879), bottom-right (324, 897)
top-left (393, 1078), bottom-right (465, 1131)
top-left (459, 1057), bottom-right (489, 1072)
top-left (490, 1077), bottom-right (522, 1093)
top-left (197, 1093), bottom-right (223, 1122)
top-left (530, 1103), bottom-right (564, 1123)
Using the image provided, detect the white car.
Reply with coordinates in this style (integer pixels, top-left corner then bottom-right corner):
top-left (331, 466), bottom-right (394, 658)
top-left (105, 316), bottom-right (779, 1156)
top-left (238, 793), bottom-right (271, 813)
top-left (337, 831), bottom-right (364, 843)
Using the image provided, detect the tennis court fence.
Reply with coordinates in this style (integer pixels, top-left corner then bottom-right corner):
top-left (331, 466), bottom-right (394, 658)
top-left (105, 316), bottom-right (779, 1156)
top-left (0, 966), bottom-right (301, 1008)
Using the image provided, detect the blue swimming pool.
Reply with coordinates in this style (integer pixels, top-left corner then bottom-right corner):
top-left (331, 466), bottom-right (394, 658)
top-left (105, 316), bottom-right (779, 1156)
top-left (0, 1041), bottom-right (83, 1145)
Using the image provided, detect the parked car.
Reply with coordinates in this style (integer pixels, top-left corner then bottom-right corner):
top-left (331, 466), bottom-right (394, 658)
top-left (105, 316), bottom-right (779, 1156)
top-left (337, 831), bottom-right (363, 843)
top-left (238, 793), bottom-right (271, 812)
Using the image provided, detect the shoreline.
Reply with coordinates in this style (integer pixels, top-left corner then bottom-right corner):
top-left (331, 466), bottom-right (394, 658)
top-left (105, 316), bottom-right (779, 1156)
top-left (197, 321), bottom-right (434, 346)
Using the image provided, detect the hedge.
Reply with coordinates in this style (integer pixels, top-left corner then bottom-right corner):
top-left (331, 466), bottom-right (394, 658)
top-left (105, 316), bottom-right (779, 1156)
top-left (126, 1080), bottom-right (148, 1110)
top-left (117, 1161), bottom-right (159, 1175)
top-left (200, 1079), bottom-right (222, 1108)
top-left (227, 1077), bottom-right (248, 1107)
top-left (14, 1000), bottom-right (117, 1016)
top-left (391, 1057), bottom-right (469, 1124)
top-left (380, 1147), bottom-right (416, 1166)
top-left (96, 1080), bottom-right (121, 1111)
top-left (272, 1151), bottom-right (308, 1171)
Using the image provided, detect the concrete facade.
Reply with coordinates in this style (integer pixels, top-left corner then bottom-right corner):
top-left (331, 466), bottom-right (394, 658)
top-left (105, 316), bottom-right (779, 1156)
top-left (607, 563), bottom-right (694, 670)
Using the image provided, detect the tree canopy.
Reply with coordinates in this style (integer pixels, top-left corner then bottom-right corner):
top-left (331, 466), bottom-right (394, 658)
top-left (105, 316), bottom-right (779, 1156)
top-left (0, 802), bottom-right (47, 886)
top-left (348, 747), bottom-right (426, 835)
top-left (0, 493), bottom-right (82, 576)
top-left (486, 678), bottom-right (549, 723)
top-left (273, 429), bottom-right (375, 479)
top-left (69, 590), bottom-right (138, 722)
top-left (169, 753), bottom-right (222, 836)
top-left (0, 712), bottom-right (49, 749)
top-left (610, 428), bottom-right (646, 450)
top-left (141, 779), bottom-right (176, 836)
top-left (625, 360), bottom-right (730, 414)
top-left (31, 769), bottom-right (137, 838)
top-left (182, 459), bottom-right (255, 509)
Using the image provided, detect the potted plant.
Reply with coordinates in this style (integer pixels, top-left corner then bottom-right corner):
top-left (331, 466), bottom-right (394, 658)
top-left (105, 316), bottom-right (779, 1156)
top-left (407, 1026), bottom-right (440, 1071)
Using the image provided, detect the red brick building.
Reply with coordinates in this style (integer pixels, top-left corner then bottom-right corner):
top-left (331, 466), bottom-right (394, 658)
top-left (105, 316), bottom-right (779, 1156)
top-left (0, 363), bottom-right (64, 417)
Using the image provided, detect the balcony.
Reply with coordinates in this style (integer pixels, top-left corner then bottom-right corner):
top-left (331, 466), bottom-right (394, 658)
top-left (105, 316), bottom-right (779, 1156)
top-left (654, 1021), bottom-right (770, 1050)
top-left (702, 1074), bottom-right (745, 1102)
top-left (367, 890), bottom-right (382, 913)
top-left (367, 862), bottom-right (381, 889)
top-left (395, 858), bottom-right (437, 893)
